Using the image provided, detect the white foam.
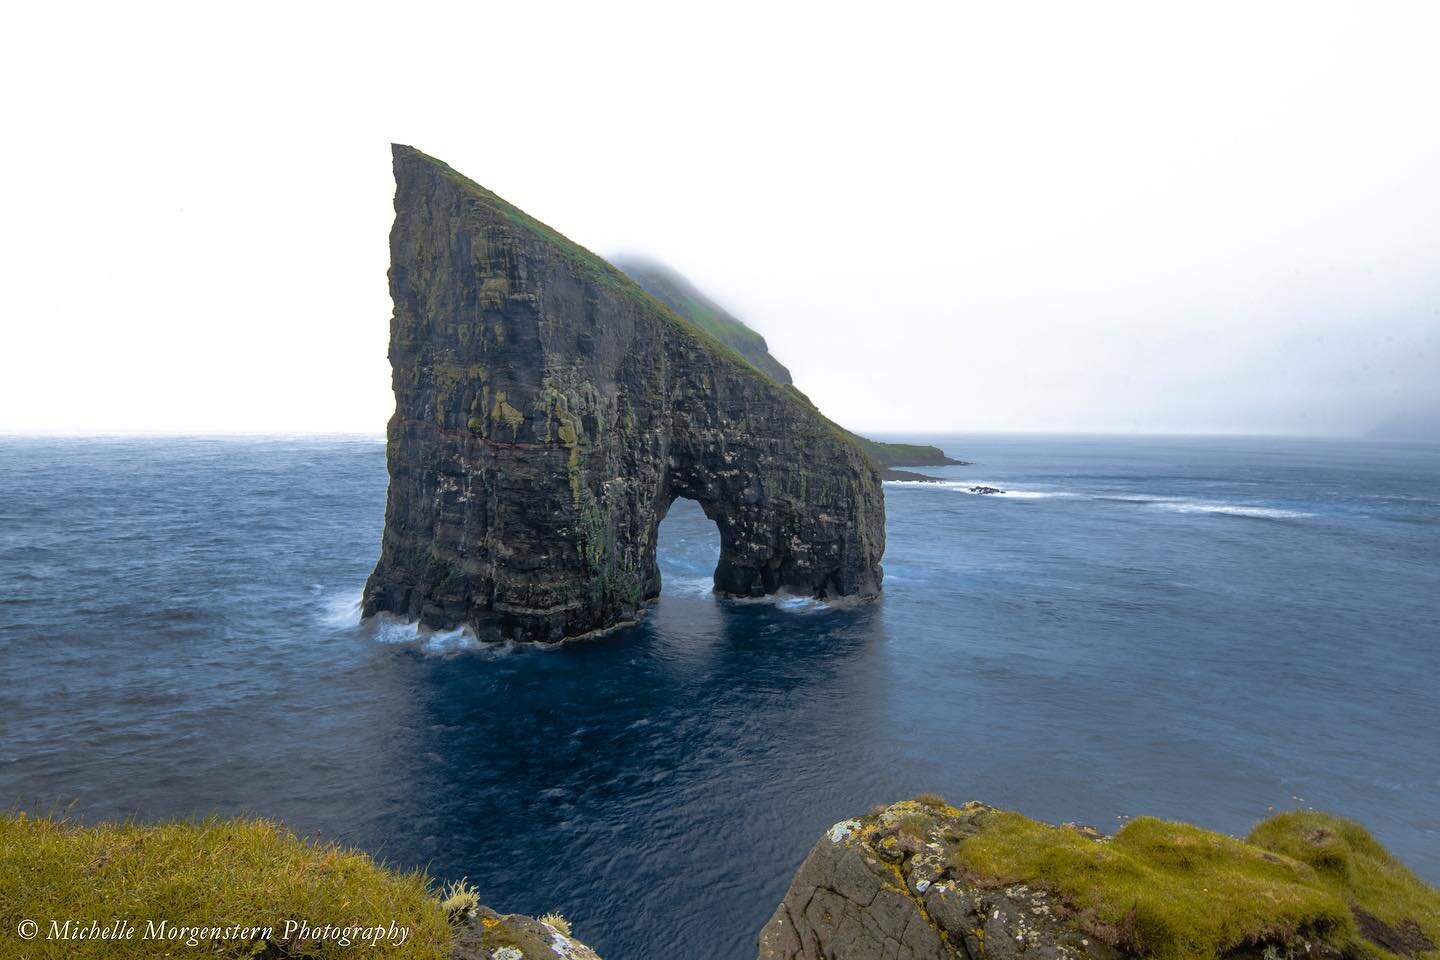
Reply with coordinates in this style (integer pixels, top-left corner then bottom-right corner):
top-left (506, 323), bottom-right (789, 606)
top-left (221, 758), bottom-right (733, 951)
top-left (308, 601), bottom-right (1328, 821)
top-left (1098, 494), bottom-right (1170, 503)
top-left (774, 595), bottom-right (830, 612)
top-left (886, 481), bottom-right (1313, 518)
top-left (992, 488), bottom-right (1072, 500)
top-left (419, 628), bottom-right (485, 655)
top-left (361, 613), bottom-right (506, 656)
top-left (662, 575), bottom-right (718, 597)
top-left (718, 590), bottom-right (832, 613)
top-left (1154, 501), bottom-right (1312, 520)
top-left (319, 590), bottom-right (364, 627)
top-left (884, 479), bottom-right (1073, 499)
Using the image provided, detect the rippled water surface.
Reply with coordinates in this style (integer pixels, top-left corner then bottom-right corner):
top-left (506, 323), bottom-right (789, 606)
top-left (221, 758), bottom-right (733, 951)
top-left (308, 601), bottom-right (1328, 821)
top-left (2, 435), bottom-right (1437, 959)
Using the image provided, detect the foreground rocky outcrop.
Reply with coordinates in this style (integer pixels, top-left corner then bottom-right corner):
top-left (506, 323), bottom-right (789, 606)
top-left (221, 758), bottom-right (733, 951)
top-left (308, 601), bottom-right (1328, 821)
top-left (448, 907), bottom-right (600, 960)
top-left (363, 146), bottom-right (884, 642)
top-left (759, 801), bottom-right (1113, 960)
top-left (760, 799), bottom-right (1439, 960)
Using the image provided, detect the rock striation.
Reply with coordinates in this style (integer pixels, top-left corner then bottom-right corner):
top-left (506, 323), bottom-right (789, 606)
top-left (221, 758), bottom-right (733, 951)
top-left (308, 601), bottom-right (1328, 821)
top-left (363, 146), bottom-right (884, 642)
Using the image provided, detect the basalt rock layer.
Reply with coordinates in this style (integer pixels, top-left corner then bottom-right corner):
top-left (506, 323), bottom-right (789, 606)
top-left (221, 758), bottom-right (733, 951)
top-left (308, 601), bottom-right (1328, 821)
top-left (363, 145), bottom-right (884, 642)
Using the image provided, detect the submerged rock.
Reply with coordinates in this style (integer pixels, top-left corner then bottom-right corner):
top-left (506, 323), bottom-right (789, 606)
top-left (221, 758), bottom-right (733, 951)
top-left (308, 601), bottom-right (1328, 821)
top-left (882, 469), bottom-right (948, 483)
top-left (363, 146), bottom-right (884, 642)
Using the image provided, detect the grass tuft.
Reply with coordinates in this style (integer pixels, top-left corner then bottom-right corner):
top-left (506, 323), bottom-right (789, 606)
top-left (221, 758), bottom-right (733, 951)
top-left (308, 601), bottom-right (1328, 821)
top-left (538, 911), bottom-right (572, 937)
top-left (439, 878), bottom-right (480, 921)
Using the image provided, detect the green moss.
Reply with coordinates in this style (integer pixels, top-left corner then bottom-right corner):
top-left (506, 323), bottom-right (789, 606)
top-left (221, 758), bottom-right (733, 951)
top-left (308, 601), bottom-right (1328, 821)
top-left (896, 811), bottom-right (937, 841)
top-left (953, 810), bottom-right (1355, 960)
top-left (578, 500), bottom-right (608, 573)
top-left (574, 496), bottom-right (642, 609)
top-left (559, 415), bottom-right (582, 502)
top-left (478, 276), bottom-right (509, 307)
top-left (1248, 811), bottom-right (1440, 959)
top-left (0, 812), bottom-right (452, 959)
top-left (480, 918), bottom-right (558, 956)
top-left (489, 391), bottom-right (525, 439)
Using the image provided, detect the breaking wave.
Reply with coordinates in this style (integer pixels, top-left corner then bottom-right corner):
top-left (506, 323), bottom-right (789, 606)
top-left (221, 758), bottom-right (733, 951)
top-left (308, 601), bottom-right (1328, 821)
top-left (1153, 501), bottom-right (1314, 520)
top-left (318, 589), bottom-right (364, 627)
top-left (354, 612), bottom-right (525, 656)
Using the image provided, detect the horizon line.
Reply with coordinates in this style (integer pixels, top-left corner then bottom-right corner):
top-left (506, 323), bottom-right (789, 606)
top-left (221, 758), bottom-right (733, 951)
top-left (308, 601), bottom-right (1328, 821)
top-left (0, 428), bottom-right (1423, 443)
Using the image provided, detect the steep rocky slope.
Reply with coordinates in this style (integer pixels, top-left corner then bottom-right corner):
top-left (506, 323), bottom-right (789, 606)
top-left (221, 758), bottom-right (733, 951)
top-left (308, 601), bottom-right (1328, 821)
top-left (611, 256), bottom-right (795, 386)
top-left (613, 257), bottom-right (961, 470)
top-left (363, 146), bottom-right (884, 642)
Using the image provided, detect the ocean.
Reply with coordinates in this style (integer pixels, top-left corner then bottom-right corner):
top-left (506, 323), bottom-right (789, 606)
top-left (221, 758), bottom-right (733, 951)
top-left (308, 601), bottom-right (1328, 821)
top-left (1, 434), bottom-right (1436, 959)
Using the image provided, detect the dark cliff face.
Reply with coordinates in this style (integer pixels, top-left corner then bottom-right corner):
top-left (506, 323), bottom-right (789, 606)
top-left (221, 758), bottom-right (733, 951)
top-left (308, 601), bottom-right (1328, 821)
top-left (363, 145), bottom-right (885, 643)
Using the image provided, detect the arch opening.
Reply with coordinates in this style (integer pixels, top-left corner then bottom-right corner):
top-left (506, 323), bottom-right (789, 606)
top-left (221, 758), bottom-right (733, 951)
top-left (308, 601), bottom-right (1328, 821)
top-left (654, 497), bottom-right (721, 599)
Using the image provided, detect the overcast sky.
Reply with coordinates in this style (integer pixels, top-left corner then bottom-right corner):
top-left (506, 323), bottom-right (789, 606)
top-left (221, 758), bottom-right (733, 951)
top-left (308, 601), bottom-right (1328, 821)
top-left (3, 1), bottom-right (1437, 436)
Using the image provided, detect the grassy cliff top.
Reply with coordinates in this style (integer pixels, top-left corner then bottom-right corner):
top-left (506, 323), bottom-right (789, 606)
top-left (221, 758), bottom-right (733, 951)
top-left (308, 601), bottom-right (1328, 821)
top-left (912, 798), bottom-right (1438, 960)
top-left (0, 812), bottom-right (454, 958)
top-left (844, 431), bottom-right (963, 468)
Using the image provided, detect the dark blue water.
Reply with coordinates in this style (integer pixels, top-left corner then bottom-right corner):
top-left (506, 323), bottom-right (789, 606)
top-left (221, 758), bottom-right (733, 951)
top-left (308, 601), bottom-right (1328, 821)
top-left (2, 435), bottom-right (1437, 959)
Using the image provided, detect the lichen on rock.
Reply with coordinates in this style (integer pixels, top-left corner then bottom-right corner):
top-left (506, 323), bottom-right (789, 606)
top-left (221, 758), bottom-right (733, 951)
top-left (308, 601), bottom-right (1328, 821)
top-left (363, 145), bottom-right (885, 643)
top-left (448, 906), bottom-right (602, 960)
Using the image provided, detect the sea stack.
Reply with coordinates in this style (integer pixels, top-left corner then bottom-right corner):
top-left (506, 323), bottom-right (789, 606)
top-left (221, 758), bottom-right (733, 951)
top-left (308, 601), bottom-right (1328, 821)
top-left (363, 145), bottom-right (884, 642)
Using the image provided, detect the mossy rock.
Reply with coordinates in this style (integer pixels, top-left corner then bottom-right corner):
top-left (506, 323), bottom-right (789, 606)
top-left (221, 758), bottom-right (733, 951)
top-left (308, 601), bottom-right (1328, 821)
top-left (761, 798), bottom-right (1440, 960)
top-left (448, 909), bottom-right (601, 960)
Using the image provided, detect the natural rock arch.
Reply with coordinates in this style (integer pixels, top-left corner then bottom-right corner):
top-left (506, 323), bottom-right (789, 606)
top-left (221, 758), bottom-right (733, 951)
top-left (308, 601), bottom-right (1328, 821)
top-left (363, 145), bottom-right (884, 643)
